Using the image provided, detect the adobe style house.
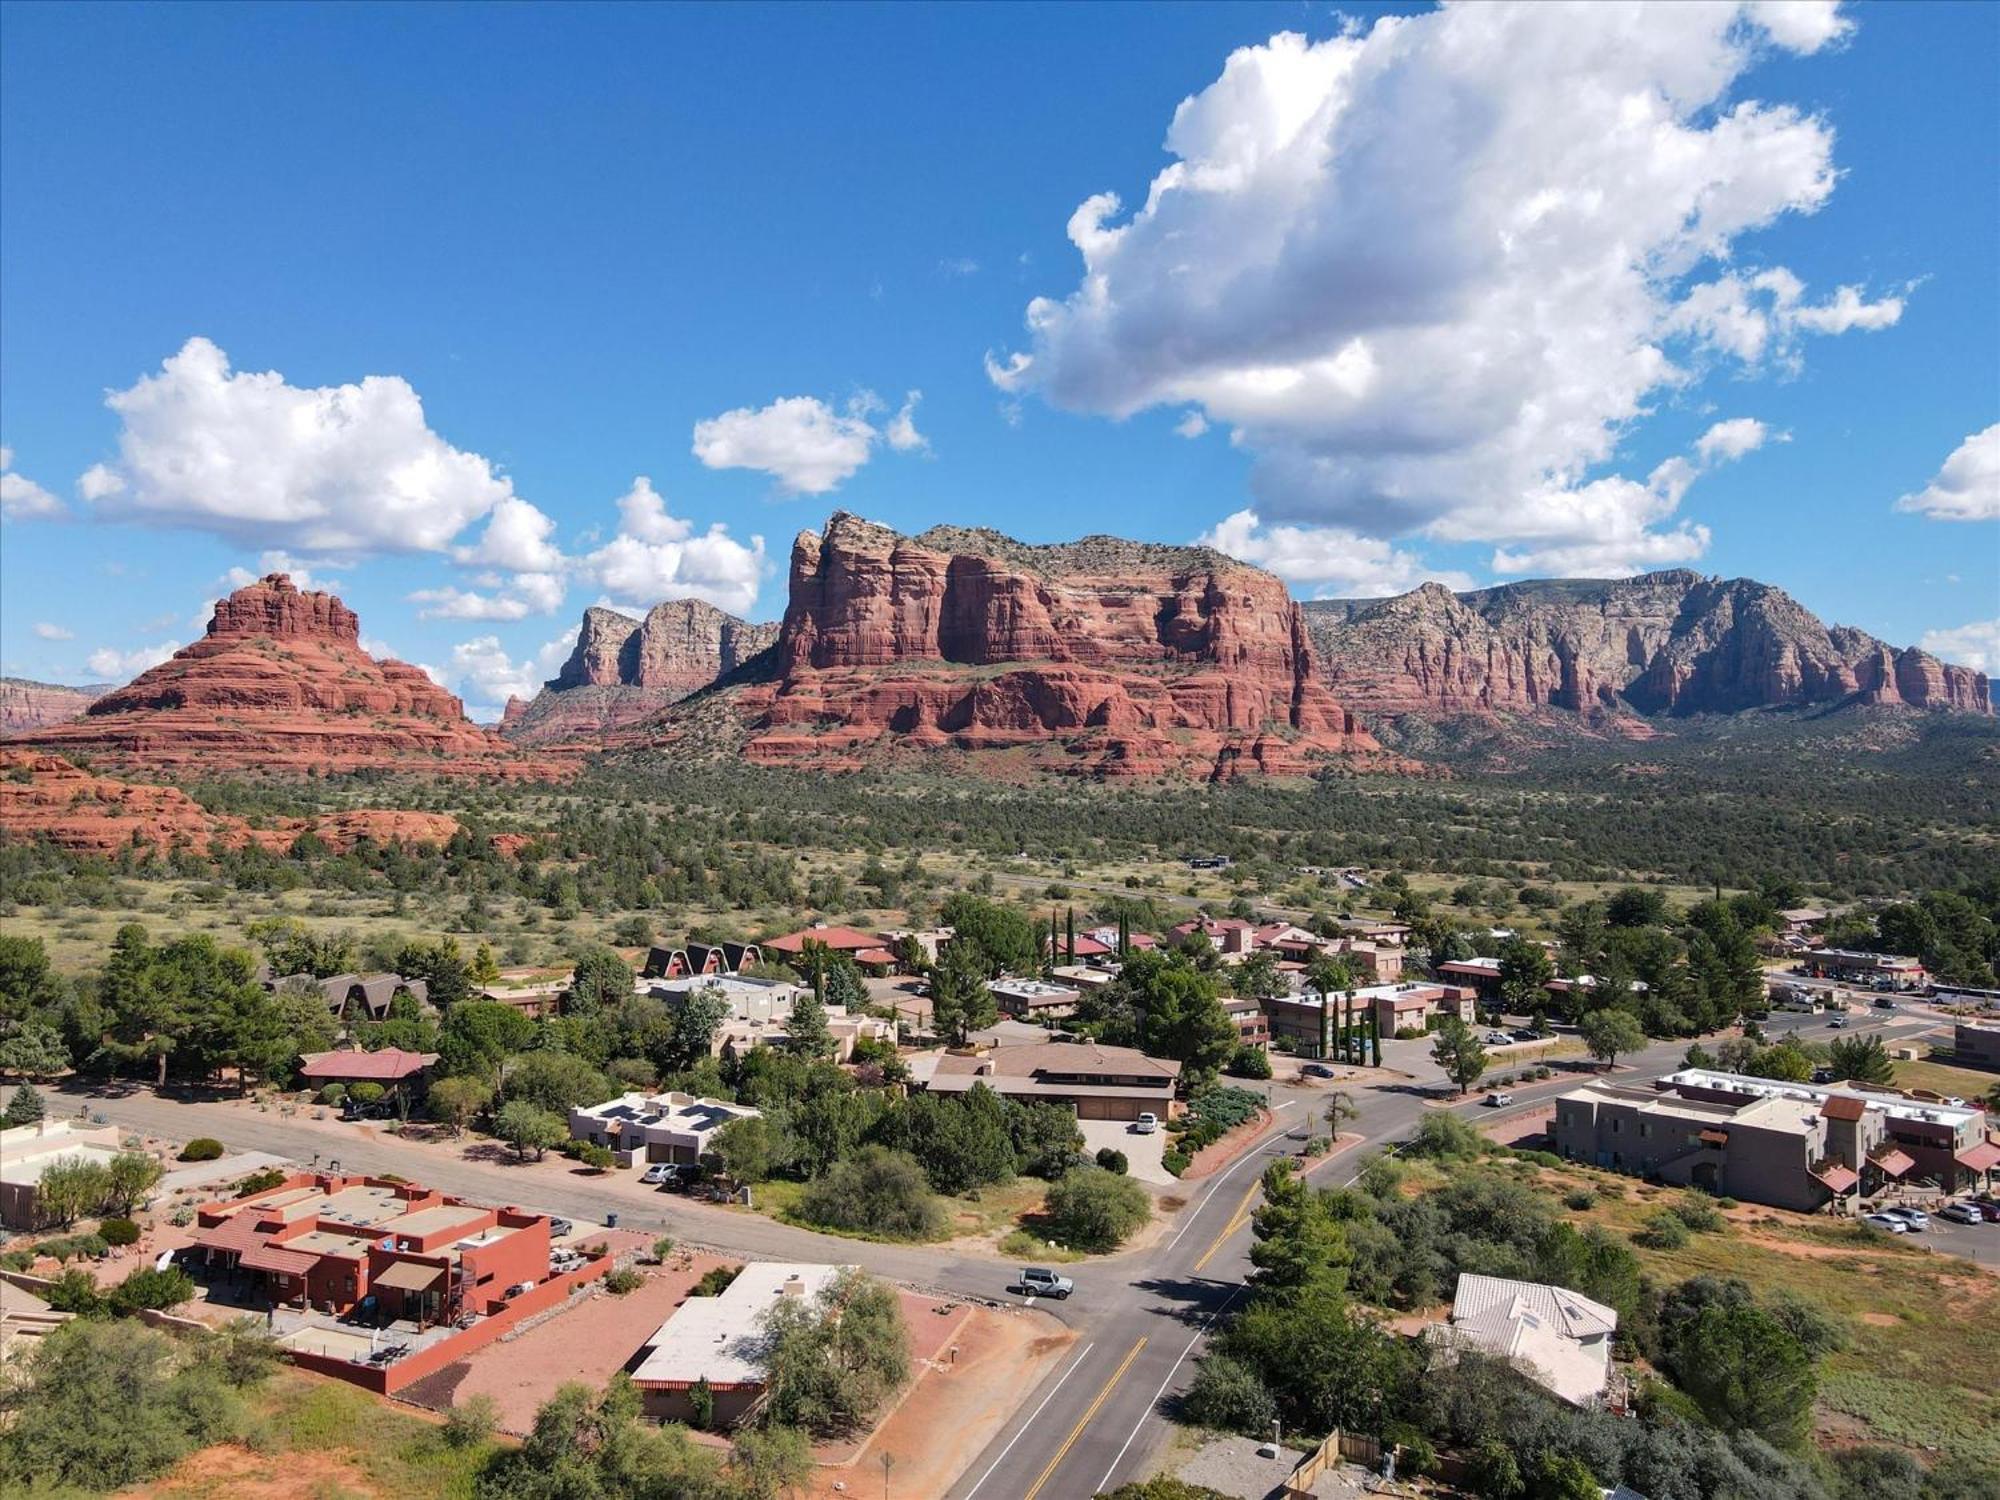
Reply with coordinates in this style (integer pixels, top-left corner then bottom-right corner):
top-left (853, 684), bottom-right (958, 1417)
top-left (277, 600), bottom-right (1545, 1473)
top-left (0, 1121), bottom-right (125, 1231)
top-left (1551, 1069), bottom-right (1998, 1211)
top-left (632, 1262), bottom-right (848, 1425)
top-left (1801, 948), bottom-right (1927, 990)
top-left (911, 1040), bottom-right (1181, 1121)
top-left (643, 974), bottom-right (889, 1061)
top-left (1426, 1273), bottom-right (1619, 1408)
top-left (188, 1172), bottom-right (551, 1325)
top-left (568, 1091), bottom-right (762, 1165)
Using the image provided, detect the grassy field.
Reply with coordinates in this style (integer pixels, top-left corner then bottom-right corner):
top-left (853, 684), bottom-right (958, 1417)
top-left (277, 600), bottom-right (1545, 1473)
top-left (1893, 1055), bottom-right (2000, 1102)
top-left (1498, 1156), bottom-right (2000, 1466)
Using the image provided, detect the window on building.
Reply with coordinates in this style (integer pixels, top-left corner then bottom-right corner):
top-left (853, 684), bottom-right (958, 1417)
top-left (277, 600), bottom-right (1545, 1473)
top-left (1639, 1121), bottom-right (1651, 1139)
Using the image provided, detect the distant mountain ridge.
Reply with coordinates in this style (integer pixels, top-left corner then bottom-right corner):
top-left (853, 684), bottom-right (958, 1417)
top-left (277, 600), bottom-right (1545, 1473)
top-left (502, 599), bottom-right (779, 745)
top-left (1302, 569), bottom-right (1992, 726)
top-left (0, 678), bottom-right (111, 734)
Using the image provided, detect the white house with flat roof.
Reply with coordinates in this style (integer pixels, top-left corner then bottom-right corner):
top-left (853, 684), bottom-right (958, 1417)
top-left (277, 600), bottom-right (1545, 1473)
top-left (567, 1091), bottom-right (761, 1166)
top-left (0, 1120), bottom-right (126, 1230)
top-left (630, 1261), bottom-right (849, 1425)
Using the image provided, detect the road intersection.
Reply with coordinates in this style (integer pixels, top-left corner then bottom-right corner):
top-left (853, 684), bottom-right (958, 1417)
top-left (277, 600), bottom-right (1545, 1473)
top-left (64, 1007), bottom-right (1952, 1500)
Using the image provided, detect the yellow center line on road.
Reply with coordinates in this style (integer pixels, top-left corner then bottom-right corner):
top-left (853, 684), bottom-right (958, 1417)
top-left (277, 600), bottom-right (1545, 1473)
top-left (1022, 1336), bottom-right (1148, 1500)
top-left (1192, 1178), bottom-right (1264, 1274)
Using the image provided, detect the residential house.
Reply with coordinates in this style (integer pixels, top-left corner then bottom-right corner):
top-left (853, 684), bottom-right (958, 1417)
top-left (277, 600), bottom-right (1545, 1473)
top-left (188, 1172), bottom-right (551, 1325)
top-left (0, 1120), bottom-right (126, 1231)
top-left (1167, 916), bottom-right (1258, 958)
top-left (990, 977), bottom-right (1081, 1021)
top-left (1426, 1273), bottom-right (1619, 1408)
top-left (760, 924), bottom-right (900, 973)
top-left (642, 941), bottom-right (765, 980)
top-left (909, 1040), bottom-right (1181, 1121)
top-left (1221, 995), bottom-right (1270, 1050)
top-left (631, 1263), bottom-right (848, 1424)
top-left (1050, 964), bottom-right (1117, 992)
top-left (1777, 908), bottom-right (1830, 938)
top-left (1261, 982), bottom-right (1475, 1055)
top-left (277, 972), bottom-right (429, 1024)
top-left (567, 1091), bottom-right (762, 1166)
top-left (297, 1048), bottom-right (438, 1099)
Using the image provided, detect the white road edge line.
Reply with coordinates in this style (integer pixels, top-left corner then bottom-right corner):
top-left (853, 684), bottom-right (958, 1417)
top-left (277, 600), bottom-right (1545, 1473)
top-left (1163, 1100), bottom-right (1299, 1252)
top-left (1095, 1285), bottom-right (1245, 1495)
top-left (961, 1339), bottom-right (1096, 1500)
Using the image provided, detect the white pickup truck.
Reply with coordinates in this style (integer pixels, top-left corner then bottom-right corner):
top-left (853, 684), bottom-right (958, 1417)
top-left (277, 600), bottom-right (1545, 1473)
top-left (1012, 1267), bottom-right (1074, 1300)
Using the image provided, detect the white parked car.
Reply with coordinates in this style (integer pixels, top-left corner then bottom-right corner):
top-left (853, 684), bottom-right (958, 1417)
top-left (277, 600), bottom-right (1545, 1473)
top-left (1863, 1213), bottom-right (1909, 1233)
top-left (1132, 1112), bottom-right (1159, 1134)
top-left (1483, 1032), bottom-right (1513, 1046)
top-left (1883, 1206), bottom-right (1931, 1231)
top-left (1484, 1091), bottom-right (1514, 1108)
top-left (1936, 1202), bottom-right (1983, 1225)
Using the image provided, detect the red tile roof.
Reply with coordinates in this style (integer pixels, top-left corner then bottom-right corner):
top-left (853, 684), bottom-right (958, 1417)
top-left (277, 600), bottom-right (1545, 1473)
top-left (192, 1215), bottom-right (271, 1254)
top-left (240, 1243), bottom-right (321, 1276)
top-left (1820, 1095), bottom-right (1868, 1122)
top-left (298, 1048), bottom-right (438, 1082)
top-left (854, 948), bottom-right (898, 966)
top-left (1810, 1164), bottom-right (1860, 1194)
top-left (1873, 1148), bottom-right (1917, 1178)
top-left (1956, 1140), bottom-right (2000, 1173)
top-left (762, 926), bottom-right (882, 954)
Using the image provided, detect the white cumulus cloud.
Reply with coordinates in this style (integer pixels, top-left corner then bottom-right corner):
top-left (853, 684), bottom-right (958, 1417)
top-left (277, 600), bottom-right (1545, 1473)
top-left (453, 495), bottom-right (565, 572)
top-left (1896, 424), bottom-right (2000, 522)
top-left (1695, 417), bottom-right (1775, 464)
top-left (33, 622), bottom-right (74, 641)
top-left (692, 391), bottom-right (924, 494)
top-left (579, 477), bottom-right (768, 616)
top-left (75, 337), bottom-right (526, 556)
top-left (447, 632), bottom-right (575, 719)
top-left (1197, 510), bottom-right (1473, 597)
top-left (85, 640), bottom-right (181, 680)
top-left (1919, 619), bottom-right (2000, 675)
top-left (991, 3), bottom-right (1894, 572)
top-left (1, 445), bottom-right (64, 521)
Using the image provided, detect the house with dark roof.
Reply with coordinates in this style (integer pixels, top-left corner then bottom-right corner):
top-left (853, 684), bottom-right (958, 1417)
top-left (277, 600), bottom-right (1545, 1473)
top-left (910, 1040), bottom-right (1181, 1120)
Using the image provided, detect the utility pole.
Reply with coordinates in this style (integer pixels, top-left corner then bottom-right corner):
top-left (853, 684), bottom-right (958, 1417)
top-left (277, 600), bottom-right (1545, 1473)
top-left (881, 1451), bottom-right (894, 1499)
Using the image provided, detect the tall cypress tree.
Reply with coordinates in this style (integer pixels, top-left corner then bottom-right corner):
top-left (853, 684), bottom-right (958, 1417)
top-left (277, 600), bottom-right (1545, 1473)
top-left (1066, 907), bottom-right (1076, 965)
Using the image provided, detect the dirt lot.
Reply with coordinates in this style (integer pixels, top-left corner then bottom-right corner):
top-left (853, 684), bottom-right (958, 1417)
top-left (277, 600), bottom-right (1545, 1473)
top-left (398, 1249), bottom-right (739, 1434)
top-left (802, 1302), bottom-right (1073, 1500)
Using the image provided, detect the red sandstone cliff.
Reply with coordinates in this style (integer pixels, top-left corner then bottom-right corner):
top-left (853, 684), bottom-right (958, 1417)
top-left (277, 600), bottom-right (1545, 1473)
top-left (7, 575), bottom-right (554, 776)
top-left (0, 678), bottom-right (111, 733)
top-left (1304, 572), bottom-right (1994, 727)
top-left (0, 750), bottom-right (471, 855)
top-left (661, 512), bottom-right (1380, 779)
top-left (504, 600), bottom-right (778, 745)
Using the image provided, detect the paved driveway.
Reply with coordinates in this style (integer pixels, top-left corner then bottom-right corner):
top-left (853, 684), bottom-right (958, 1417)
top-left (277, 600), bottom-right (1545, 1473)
top-left (1077, 1116), bottom-right (1171, 1184)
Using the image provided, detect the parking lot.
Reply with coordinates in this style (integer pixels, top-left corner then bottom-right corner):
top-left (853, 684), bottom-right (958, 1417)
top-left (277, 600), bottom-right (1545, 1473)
top-left (1866, 1204), bottom-right (2000, 1268)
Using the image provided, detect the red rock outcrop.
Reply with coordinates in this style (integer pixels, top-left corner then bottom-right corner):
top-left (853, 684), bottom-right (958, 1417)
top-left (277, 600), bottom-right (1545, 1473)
top-left (504, 601), bottom-right (779, 745)
top-left (8, 575), bottom-right (560, 777)
top-left (0, 678), bottom-right (112, 733)
top-left (1305, 572), bottom-right (1993, 727)
top-left (0, 751), bottom-right (468, 855)
top-left (671, 512), bottom-right (1380, 779)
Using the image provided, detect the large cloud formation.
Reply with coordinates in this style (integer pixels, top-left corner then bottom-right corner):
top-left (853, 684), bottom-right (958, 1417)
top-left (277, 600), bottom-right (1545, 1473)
top-left (692, 390), bottom-right (927, 495)
top-left (577, 477), bottom-right (768, 616)
top-left (992, 2), bottom-right (1901, 577)
top-left (1896, 424), bottom-right (2000, 523)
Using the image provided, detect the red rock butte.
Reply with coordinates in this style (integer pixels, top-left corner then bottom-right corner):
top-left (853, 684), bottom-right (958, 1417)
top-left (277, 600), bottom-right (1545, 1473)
top-left (682, 512), bottom-right (1383, 779)
top-left (8, 574), bottom-right (552, 777)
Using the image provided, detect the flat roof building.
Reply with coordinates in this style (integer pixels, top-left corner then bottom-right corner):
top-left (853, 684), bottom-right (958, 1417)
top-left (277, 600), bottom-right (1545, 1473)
top-left (569, 1091), bottom-right (761, 1165)
top-left (990, 977), bottom-right (1082, 1020)
top-left (0, 1121), bottom-right (127, 1231)
top-left (631, 1262), bottom-right (848, 1426)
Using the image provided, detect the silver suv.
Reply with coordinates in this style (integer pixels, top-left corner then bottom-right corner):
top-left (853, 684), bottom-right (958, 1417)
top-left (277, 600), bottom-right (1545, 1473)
top-left (1012, 1267), bottom-right (1074, 1300)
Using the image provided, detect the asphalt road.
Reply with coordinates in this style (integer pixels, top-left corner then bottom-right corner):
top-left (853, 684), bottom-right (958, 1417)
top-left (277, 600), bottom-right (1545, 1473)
top-left (60, 1005), bottom-right (1978, 1500)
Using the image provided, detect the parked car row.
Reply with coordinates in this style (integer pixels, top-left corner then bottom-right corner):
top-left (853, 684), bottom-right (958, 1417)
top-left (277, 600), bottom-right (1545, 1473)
top-left (640, 1162), bottom-right (704, 1191)
top-left (1863, 1198), bottom-right (2000, 1233)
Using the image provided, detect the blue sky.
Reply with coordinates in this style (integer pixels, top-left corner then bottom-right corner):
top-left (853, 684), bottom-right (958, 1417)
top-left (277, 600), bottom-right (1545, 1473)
top-left (2, 0), bottom-right (1995, 716)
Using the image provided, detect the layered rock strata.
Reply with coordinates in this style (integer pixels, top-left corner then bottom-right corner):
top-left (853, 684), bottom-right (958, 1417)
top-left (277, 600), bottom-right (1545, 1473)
top-left (503, 600), bottom-right (779, 744)
top-left (8, 574), bottom-right (550, 776)
top-left (686, 512), bottom-right (1379, 778)
top-left (0, 679), bottom-right (111, 733)
top-left (1304, 572), bottom-right (1992, 723)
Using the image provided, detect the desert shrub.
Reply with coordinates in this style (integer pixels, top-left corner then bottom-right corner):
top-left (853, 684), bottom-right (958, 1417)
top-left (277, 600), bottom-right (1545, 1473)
top-left (234, 1168), bottom-right (287, 1198)
top-left (1226, 1045), bottom-right (1272, 1080)
top-left (1094, 1147), bottom-right (1129, 1174)
top-left (1162, 1149), bottom-right (1191, 1177)
top-left (1563, 1187), bottom-right (1597, 1211)
top-left (694, 1265), bottom-right (741, 1296)
top-left (443, 1393), bottom-right (498, 1448)
top-left (316, 1084), bottom-right (347, 1107)
top-left (178, 1138), bottom-right (224, 1162)
top-left (1183, 1353), bottom-right (1276, 1432)
top-left (1633, 1211), bottom-right (1691, 1250)
top-left (603, 1268), bottom-right (643, 1295)
top-left (98, 1217), bottom-right (141, 1247)
top-left (795, 1147), bottom-right (947, 1241)
top-left (109, 1266), bottom-right (195, 1314)
top-left (1041, 1165), bottom-right (1149, 1252)
top-left (1403, 1111), bottom-right (1487, 1161)
top-left (345, 1082), bottom-right (386, 1107)
top-left (42, 1269), bottom-right (105, 1316)
top-left (1668, 1193), bottom-right (1725, 1233)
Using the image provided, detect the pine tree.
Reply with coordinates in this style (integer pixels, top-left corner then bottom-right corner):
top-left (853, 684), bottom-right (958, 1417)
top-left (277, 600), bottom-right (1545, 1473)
top-left (3, 1083), bottom-right (45, 1127)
